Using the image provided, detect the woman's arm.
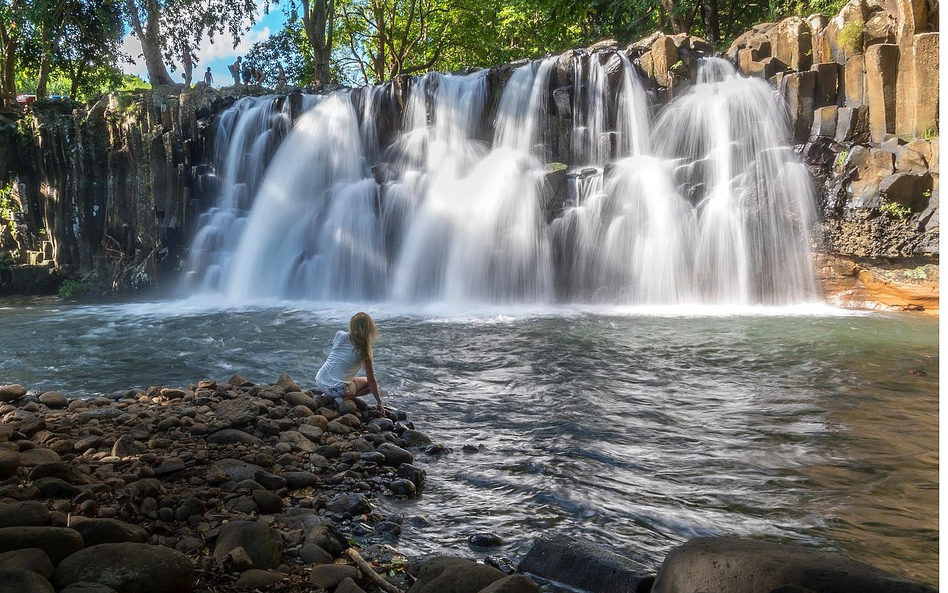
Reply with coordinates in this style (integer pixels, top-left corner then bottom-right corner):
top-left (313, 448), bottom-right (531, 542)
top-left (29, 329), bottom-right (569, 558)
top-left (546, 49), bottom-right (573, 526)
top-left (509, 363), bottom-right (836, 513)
top-left (364, 357), bottom-right (385, 414)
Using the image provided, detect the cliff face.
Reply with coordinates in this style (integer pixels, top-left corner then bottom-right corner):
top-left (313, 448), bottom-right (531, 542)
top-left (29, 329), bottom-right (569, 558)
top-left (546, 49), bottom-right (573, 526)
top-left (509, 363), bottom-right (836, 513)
top-left (0, 0), bottom-right (938, 311)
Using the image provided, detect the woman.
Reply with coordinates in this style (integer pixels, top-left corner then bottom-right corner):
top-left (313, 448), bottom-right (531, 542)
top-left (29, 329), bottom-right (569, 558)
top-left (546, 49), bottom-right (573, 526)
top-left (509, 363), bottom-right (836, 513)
top-left (315, 312), bottom-right (385, 414)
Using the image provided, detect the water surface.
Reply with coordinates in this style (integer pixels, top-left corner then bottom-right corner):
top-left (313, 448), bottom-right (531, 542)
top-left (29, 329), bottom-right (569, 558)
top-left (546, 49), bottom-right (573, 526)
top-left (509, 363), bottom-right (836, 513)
top-left (0, 298), bottom-right (938, 586)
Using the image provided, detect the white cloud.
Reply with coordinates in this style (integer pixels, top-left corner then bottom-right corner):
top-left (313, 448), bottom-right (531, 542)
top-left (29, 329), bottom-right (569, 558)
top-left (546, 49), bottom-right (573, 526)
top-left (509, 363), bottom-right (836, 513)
top-left (120, 33), bottom-right (150, 78)
top-left (199, 26), bottom-right (271, 62)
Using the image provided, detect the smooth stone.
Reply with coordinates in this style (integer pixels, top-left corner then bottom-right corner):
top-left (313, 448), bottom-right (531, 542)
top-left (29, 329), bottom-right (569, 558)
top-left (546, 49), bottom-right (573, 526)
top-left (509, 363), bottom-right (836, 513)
top-left (53, 543), bottom-right (194, 593)
top-left (213, 520), bottom-right (283, 570)
top-left (69, 519), bottom-right (149, 546)
top-left (284, 391), bottom-right (319, 412)
top-left (0, 568), bottom-right (55, 593)
top-left (400, 429), bottom-right (432, 447)
top-left (29, 463), bottom-right (90, 485)
top-left (17, 448), bottom-right (61, 467)
top-left (207, 429), bottom-right (264, 447)
top-left (477, 574), bottom-right (541, 593)
top-left (283, 471), bottom-right (318, 490)
top-left (520, 534), bottom-right (653, 593)
top-left (0, 548), bottom-right (54, 579)
top-left (468, 533), bottom-right (503, 547)
top-left (0, 502), bottom-right (49, 528)
top-left (34, 477), bottom-right (81, 499)
top-left (407, 557), bottom-right (505, 593)
top-left (235, 569), bottom-right (285, 589)
top-left (0, 527), bottom-right (84, 565)
top-left (59, 582), bottom-right (120, 593)
top-left (376, 443), bottom-right (413, 466)
top-left (389, 479), bottom-right (416, 497)
top-left (305, 524), bottom-right (348, 557)
top-left (0, 385), bottom-right (27, 402)
top-left (336, 577), bottom-right (368, 593)
top-left (216, 397), bottom-right (260, 426)
top-left (309, 564), bottom-right (360, 589)
top-left (299, 543), bottom-right (333, 565)
top-left (327, 493), bottom-right (370, 516)
top-left (38, 392), bottom-right (67, 409)
top-left (0, 450), bottom-right (20, 479)
top-left (208, 459), bottom-right (263, 483)
top-left (252, 490), bottom-right (284, 514)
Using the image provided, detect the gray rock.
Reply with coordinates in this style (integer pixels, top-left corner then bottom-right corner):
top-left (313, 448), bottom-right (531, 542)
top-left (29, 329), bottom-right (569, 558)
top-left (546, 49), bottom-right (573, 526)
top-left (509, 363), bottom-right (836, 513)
top-left (34, 477), bottom-right (81, 499)
top-left (53, 543), bottom-right (194, 593)
top-left (29, 462), bottom-right (90, 485)
top-left (0, 527), bottom-right (84, 565)
top-left (520, 535), bottom-right (653, 593)
top-left (59, 582), bottom-right (119, 593)
top-left (309, 564), bottom-right (360, 589)
top-left (253, 470), bottom-right (287, 491)
top-left (469, 533), bottom-right (503, 547)
top-left (207, 429), bottom-right (264, 446)
top-left (400, 429), bottom-right (432, 448)
top-left (305, 523), bottom-right (348, 557)
top-left (0, 548), bottom-right (54, 579)
top-left (284, 392), bottom-right (319, 412)
top-left (0, 502), bottom-right (49, 528)
top-left (69, 519), bottom-right (149, 546)
top-left (276, 374), bottom-right (302, 393)
top-left (17, 448), bottom-right (61, 467)
top-left (128, 478), bottom-right (165, 502)
top-left (110, 435), bottom-right (146, 458)
top-left (407, 557), bottom-right (505, 593)
top-left (78, 408), bottom-right (123, 423)
top-left (174, 498), bottom-right (206, 522)
top-left (216, 397), bottom-right (260, 426)
top-left (280, 431), bottom-right (317, 453)
top-left (299, 543), bottom-right (333, 565)
top-left (297, 424), bottom-right (323, 443)
top-left (376, 443), bottom-right (413, 466)
top-left (389, 479), bottom-right (416, 497)
top-left (0, 385), bottom-right (27, 402)
top-left (0, 568), bottom-right (55, 593)
top-left (213, 521), bottom-right (283, 570)
top-left (0, 450), bottom-right (19, 480)
top-left (477, 575), bottom-right (541, 593)
top-left (370, 418), bottom-right (395, 432)
top-left (650, 537), bottom-right (936, 593)
top-left (209, 459), bottom-right (263, 483)
top-left (327, 493), bottom-right (370, 516)
top-left (336, 577), bottom-right (368, 593)
top-left (397, 464), bottom-right (426, 490)
top-left (283, 471), bottom-right (318, 490)
top-left (38, 392), bottom-right (67, 409)
top-left (252, 490), bottom-right (284, 514)
top-left (235, 569), bottom-right (284, 589)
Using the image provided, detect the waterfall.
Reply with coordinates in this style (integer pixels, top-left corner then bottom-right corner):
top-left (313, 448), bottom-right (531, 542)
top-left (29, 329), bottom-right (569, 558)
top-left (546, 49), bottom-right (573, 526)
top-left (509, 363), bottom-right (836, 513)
top-left (183, 53), bottom-right (819, 307)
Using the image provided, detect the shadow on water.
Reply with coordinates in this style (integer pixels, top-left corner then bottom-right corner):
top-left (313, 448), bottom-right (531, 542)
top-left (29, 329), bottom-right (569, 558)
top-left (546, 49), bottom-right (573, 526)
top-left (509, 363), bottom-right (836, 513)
top-left (0, 298), bottom-right (938, 586)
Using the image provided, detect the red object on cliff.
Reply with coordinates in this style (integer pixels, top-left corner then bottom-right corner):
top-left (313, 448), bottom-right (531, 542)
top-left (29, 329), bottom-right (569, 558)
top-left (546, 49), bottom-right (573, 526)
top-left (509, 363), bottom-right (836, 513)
top-left (16, 94), bottom-right (36, 105)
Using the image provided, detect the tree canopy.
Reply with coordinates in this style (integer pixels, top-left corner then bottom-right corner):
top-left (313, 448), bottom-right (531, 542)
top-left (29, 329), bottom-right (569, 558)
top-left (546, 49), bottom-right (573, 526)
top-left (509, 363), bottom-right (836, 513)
top-left (1, 0), bottom-right (849, 103)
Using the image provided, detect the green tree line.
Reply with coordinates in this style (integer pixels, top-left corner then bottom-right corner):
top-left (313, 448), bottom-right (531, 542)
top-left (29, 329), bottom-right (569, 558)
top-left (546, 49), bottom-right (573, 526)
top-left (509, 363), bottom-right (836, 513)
top-left (0, 0), bottom-right (847, 104)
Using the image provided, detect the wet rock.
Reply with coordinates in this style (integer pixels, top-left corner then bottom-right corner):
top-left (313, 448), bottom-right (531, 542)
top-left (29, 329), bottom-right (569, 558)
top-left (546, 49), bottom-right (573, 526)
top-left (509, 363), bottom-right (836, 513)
top-left (306, 524), bottom-right (349, 557)
top-left (53, 543), bottom-right (194, 593)
top-left (230, 374), bottom-right (253, 387)
top-left (389, 479), bottom-right (416, 497)
top-left (38, 392), bottom-right (67, 409)
top-left (397, 464), bottom-right (426, 490)
top-left (376, 443), bottom-right (413, 466)
top-left (299, 543), bottom-right (333, 565)
top-left (235, 569), bottom-right (284, 589)
top-left (68, 519), bottom-right (149, 546)
top-left (484, 556), bottom-right (516, 575)
top-left (400, 429), bottom-right (432, 448)
top-left (327, 493), bottom-right (371, 516)
top-left (0, 449), bottom-right (19, 479)
top-left (478, 575), bottom-right (541, 593)
top-left (0, 548), bottom-right (54, 579)
top-left (469, 533), bottom-right (504, 547)
top-left (0, 385), bottom-right (27, 402)
top-left (520, 534), bottom-right (654, 593)
top-left (650, 537), bottom-right (936, 593)
top-left (0, 527), bottom-right (84, 565)
top-left (0, 502), bottom-right (49, 528)
top-left (408, 557), bottom-right (505, 593)
top-left (309, 564), bottom-right (360, 589)
top-left (369, 418), bottom-right (395, 432)
top-left (0, 568), bottom-right (55, 593)
top-left (213, 520), bottom-right (283, 570)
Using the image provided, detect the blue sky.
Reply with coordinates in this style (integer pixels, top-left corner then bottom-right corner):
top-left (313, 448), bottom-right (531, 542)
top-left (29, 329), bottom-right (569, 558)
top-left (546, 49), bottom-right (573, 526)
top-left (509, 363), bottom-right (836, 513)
top-left (122, 5), bottom-right (288, 86)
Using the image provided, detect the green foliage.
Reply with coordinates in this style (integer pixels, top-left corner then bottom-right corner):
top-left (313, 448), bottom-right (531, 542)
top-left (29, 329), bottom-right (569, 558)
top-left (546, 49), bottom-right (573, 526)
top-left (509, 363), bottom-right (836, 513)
top-left (0, 182), bottom-right (19, 236)
top-left (880, 199), bottom-right (911, 220)
top-left (58, 271), bottom-right (100, 298)
top-left (838, 19), bottom-right (863, 54)
top-left (834, 150), bottom-right (848, 169)
top-left (921, 127), bottom-right (938, 141)
top-left (244, 20), bottom-right (314, 87)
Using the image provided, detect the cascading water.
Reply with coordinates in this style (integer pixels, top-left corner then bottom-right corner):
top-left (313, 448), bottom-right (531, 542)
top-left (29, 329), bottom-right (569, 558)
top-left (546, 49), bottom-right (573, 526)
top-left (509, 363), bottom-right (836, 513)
top-left (182, 53), bottom-right (819, 307)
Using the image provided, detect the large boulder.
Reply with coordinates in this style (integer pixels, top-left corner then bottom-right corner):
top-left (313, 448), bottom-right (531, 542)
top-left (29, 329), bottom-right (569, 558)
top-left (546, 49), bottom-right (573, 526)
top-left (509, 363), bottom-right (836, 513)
top-left (650, 537), bottom-right (936, 593)
top-left (0, 527), bottom-right (84, 565)
top-left (53, 543), bottom-right (194, 593)
top-left (0, 548), bottom-right (54, 579)
top-left (407, 557), bottom-right (505, 593)
top-left (213, 521), bottom-right (283, 570)
top-left (520, 535), bottom-right (654, 593)
top-left (0, 568), bottom-right (55, 593)
top-left (0, 502), bottom-right (49, 528)
top-left (0, 385), bottom-right (27, 402)
top-left (38, 392), bottom-right (67, 409)
top-left (68, 519), bottom-right (150, 547)
top-left (477, 575), bottom-right (541, 593)
top-left (0, 450), bottom-right (20, 480)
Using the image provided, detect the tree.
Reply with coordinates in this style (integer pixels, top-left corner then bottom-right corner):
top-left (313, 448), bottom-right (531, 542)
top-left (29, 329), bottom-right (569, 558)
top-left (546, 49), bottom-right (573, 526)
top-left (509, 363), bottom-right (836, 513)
top-left (57, 0), bottom-right (125, 98)
top-left (281, 0), bottom-right (335, 85)
top-left (0, 0), bottom-right (26, 105)
top-left (244, 21), bottom-right (314, 86)
top-left (123, 0), bottom-right (267, 85)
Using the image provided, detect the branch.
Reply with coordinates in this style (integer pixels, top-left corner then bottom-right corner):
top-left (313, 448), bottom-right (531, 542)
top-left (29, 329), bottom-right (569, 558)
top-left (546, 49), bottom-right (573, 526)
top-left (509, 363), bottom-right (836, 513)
top-left (346, 548), bottom-right (403, 593)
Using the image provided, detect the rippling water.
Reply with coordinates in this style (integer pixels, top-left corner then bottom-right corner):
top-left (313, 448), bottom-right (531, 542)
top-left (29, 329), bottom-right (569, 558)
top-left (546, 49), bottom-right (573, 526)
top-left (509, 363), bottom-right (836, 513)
top-left (0, 297), bottom-right (938, 587)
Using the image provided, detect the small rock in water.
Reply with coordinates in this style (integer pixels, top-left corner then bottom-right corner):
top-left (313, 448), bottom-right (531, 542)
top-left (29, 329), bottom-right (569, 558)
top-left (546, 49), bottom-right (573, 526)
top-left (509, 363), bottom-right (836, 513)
top-left (484, 555), bottom-right (517, 575)
top-left (469, 532), bottom-right (504, 547)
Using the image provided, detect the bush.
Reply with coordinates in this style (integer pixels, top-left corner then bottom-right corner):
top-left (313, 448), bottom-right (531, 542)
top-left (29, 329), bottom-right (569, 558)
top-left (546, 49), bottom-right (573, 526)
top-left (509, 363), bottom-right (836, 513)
top-left (58, 271), bottom-right (100, 298)
top-left (838, 20), bottom-right (864, 54)
top-left (880, 199), bottom-right (911, 220)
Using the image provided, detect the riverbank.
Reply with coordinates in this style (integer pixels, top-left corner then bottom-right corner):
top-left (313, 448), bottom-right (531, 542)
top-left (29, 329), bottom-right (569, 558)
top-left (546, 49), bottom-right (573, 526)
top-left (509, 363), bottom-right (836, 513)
top-left (0, 376), bottom-right (544, 593)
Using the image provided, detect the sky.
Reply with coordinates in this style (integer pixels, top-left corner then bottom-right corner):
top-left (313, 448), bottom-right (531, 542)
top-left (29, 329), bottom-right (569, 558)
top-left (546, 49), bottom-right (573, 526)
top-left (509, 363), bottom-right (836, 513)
top-left (121, 5), bottom-right (288, 87)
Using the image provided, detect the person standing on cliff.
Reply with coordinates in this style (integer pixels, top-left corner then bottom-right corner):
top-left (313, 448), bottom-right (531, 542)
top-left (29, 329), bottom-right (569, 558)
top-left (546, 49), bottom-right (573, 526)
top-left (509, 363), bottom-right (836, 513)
top-left (229, 57), bottom-right (242, 86)
top-left (204, 67), bottom-right (213, 86)
top-left (277, 63), bottom-right (287, 88)
top-left (315, 312), bottom-right (386, 415)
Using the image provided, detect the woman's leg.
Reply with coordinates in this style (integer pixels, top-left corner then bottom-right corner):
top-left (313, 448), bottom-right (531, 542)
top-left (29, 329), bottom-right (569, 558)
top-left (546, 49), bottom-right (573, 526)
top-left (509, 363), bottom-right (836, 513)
top-left (344, 377), bottom-right (372, 399)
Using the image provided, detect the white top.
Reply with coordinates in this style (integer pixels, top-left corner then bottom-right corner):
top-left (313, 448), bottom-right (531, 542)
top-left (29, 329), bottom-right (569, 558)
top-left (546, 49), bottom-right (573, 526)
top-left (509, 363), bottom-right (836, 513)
top-left (315, 331), bottom-right (364, 388)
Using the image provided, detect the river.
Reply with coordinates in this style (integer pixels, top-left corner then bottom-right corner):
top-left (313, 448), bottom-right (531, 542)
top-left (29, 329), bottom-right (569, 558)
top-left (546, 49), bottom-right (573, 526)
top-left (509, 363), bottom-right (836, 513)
top-left (0, 297), bottom-right (938, 587)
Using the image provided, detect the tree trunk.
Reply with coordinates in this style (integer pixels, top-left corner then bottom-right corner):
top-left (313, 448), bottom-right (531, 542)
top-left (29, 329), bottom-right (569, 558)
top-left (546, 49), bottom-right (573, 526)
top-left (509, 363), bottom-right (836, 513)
top-left (125, 0), bottom-right (174, 85)
top-left (303, 0), bottom-right (334, 86)
top-left (36, 56), bottom-right (51, 97)
top-left (660, 0), bottom-right (686, 33)
top-left (701, 0), bottom-right (719, 44)
top-left (0, 18), bottom-right (17, 105)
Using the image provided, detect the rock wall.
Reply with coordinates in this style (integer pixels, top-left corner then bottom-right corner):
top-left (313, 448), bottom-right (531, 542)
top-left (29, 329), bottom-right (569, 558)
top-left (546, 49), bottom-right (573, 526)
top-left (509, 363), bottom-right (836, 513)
top-left (0, 0), bottom-right (938, 310)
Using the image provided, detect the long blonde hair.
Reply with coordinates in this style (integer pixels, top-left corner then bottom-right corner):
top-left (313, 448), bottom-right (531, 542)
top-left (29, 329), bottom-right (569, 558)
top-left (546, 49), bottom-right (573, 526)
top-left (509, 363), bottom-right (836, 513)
top-left (348, 312), bottom-right (378, 361)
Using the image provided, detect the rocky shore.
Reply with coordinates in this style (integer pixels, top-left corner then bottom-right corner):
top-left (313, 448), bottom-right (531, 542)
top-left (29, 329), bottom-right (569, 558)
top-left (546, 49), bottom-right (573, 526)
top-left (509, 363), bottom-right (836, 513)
top-left (0, 377), bottom-right (938, 593)
top-left (0, 376), bottom-right (542, 593)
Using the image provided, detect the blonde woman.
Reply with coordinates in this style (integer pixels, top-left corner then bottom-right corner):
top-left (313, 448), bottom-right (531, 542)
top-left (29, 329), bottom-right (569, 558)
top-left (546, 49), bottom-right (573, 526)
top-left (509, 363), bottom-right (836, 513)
top-left (315, 312), bottom-right (386, 414)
